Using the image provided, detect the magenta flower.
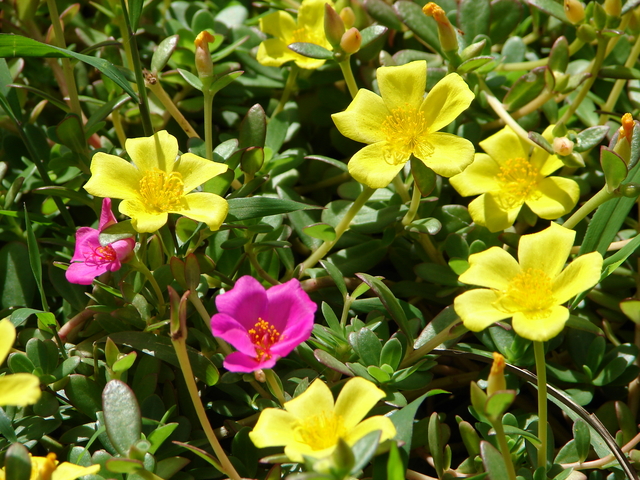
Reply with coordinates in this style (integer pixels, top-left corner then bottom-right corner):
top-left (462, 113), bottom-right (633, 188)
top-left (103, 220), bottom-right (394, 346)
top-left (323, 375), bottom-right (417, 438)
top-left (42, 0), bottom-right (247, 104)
top-left (211, 276), bottom-right (317, 372)
top-left (66, 198), bottom-right (135, 285)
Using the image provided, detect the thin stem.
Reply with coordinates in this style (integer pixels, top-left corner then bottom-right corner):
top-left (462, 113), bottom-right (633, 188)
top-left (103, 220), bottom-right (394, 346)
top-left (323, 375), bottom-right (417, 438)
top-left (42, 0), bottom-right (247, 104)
top-left (483, 90), bottom-right (556, 130)
top-left (245, 245), bottom-right (280, 286)
top-left (562, 430), bottom-right (640, 470)
top-left (264, 369), bottom-right (286, 405)
top-left (187, 292), bottom-right (232, 355)
top-left (146, 73), bottom-right (200, 138)
top-left (481, 82), bottom-right (537, 148)
top-left (496, 38), bottom-right (584, 72)
top-left (392, 175), bottom-right (411, 204)
top-left (562, 187), bottom-right (616, 230)
top-left (338, 58), bottom-right (359, 99)
top-left (295, 171), bottom-right (351, 194)
top-left (491, 419), bottom-right (518, 480)
top-left (418, 234), bottom-right (447, 266)
top-left (402, 184), bottom-right (422, 226)
top-left (299, 186), bottom-right (375, 274)
top-left (171, 337), bottom-right (242, 480)
top-left (534, 341), bottom-right (548, 472)
top-left (119, 0), bottom-right (154, 136)
top-left (111, 110), bottom-right (127, 148)
top-left (272, 65), bottom-right (299, 118)
top-left (132, 259), bottom-right (166, 318)
top-left (599, 28), bottom-right (640, 125)
top-left (203, 87), bottom-right (214, 160)
top-left (556, 37), bottom-right (610, 130)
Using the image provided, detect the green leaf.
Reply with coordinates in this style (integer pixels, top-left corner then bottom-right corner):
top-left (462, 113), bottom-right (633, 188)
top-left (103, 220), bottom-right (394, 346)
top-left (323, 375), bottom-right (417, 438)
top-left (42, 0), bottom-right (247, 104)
top-left (599, 66), bottom-right (640, 79)
top-left (227, 197), bottom-right (319, 221)
top-left (151, 35), bottom-right (179, 73)
top-left (240, 147), bottom-right (264, 176)
top-left (364, 0), bottom-right (402, 31)
top-left (457, 56), bottom-right (494, 74)
top-left (0, 34), bottom-right (138, 101)
top-left (177, 68), bottom-right (203, 91)
top-left (574, 125), bottom-right (610, 152)
top-left (356, 273), bottom-right (413, 343)
top-left (529, 131), bottom-right (554, 154)
top-left (411, 157), bottom-right (436, 196)
top-left (0, 242), bottom-right (36, 310)
top-left (106, 458), bottom-right (144, 474)
top-left (489, 0), bottom-right (523, 45)
top-left (99, 220), bottom-right (136, 246)
top-left (352, 327), bottom-right (382, 366)
top-left (5, 443), bottom-right (32, 480)
top-left (128, 0), bottom-right (144, 32)
top-left (359, 25), bottom-right (389, 49)
top-left (314, 349), bottom-right (353, 377)
top-left (320, 260), bottom-right (348, 299)
top-left (600, 147), bottom-right (627, 192)
top-left (239, 103), bottom-right (266, 149)
top-left (351, 431), bottom-right (382, 474)
top-left (380, 338), bottom-right (403, 370)
top-left (386, 442), bottom-right (405, 480)
top-left (24, 207), bottom-right (47, 311)
top-left (458, 0), bottom-right (490, 48)
top-left (428, 412), bottom-right (444, 477)
top-left (548, 36), bottom-right (569, 74)
top-left (304, 223), bottom-right (336, 242)
top-left (527, 0), bottom-right (571, 23)
top-left (26, 337), bottom-right (58, 374)
top-left (573, 419), bottom-right (590, 463)
top-left (65, 375), bottom-right (104, 420)
top-left (172, 441), bottom-right (223, 472)
top-left (485, 391), bottom-right (516, 420)
top-left (209, 70), bottom-right (243, 95)
top-left (102, 380), bottom-right (142, 456)
top-left (389, 393), bottom-right (429, 455)
top-left (500, 425), bottom-right (541, 447)
top-left (288, 42), bottom-right (334, 59)
top-left (394, 1), bottom-right (442, 55)
top-left (480, 440), bottom-right (509, 479)
top-left (503, 66), bottom-right (547, 111)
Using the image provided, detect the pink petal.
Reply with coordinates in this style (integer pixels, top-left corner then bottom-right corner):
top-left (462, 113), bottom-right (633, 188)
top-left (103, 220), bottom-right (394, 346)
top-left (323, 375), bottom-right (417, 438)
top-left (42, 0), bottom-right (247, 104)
top-left (98, 198), bottom-right (118, 231)
top-left (70, 228), bottom-right (100, 262)
top-left (265, 278), bottom-right (316, 351)
top-left (223, 351), bottom-right (277, 373)
top-left (211, 313), bottom-right (257, 356)
top-left (66, 261), bottom-right (109, 285)
top-left (215, 276), bottom-right (267, 328)
top-left (112, 238), bottom-right (135, 262)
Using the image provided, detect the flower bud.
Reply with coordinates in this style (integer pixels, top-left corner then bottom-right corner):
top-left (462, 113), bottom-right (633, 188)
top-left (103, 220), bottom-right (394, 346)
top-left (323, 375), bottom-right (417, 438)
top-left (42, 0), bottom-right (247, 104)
top-left (621, 183), bottom-right (640, 198)
top-left (564, 0), bottom-right (585, 24)
top-left (340, 27), bottom-right (362, 54)
top-left (576, 24), bottom-right (597, 42)
top-left (614, 113), bottom-right (634, 164)
top-left (325, 4), bottom-right (345, 49)
top-left (487, 352), bottom-right (506, 396)
top-left (254, 369), bottom-right (266, 382)
top-left (423, 2), bottom-right (458, 53)
top-left (340, 7), bottom-right (356, 29)
top-left (553, 137), bottom-right (575, 156)
top-left (604, 0), bottom-right (621, 17)
top-left (194, 31), bottom-right (215, 80)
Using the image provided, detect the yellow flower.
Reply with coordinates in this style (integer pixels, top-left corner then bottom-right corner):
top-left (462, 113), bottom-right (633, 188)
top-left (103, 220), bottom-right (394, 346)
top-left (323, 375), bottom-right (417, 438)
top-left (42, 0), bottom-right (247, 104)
top-left (257, 0), bottom-right (332, 69)
top-left (454, 223), bottom-right (603, 342)
top-left (331, 60), bottom-right (475, 189)
top-left (450, 126), bottom-right (580, 232)
top-left (84, 131), bottom-right (229, 233)
top-left (249, 377), bottom-right (396, 462)
top-left (0, 453), bottom-right (101, 480)
top-left (0, 318), bottom-right (41, 407)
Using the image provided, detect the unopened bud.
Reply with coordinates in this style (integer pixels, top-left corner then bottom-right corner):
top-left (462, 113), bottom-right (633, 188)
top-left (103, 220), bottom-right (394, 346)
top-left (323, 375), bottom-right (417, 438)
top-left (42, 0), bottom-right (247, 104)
top-left (254, 369), bottom-right (266, 382)
top-left (576, 24), bottom-right (597, 42)
top-left (340, 27), bottom-right (362, 55)
top-left (325, 4), bottom-right (345, 49)
top-left (487, 352), bottom-right (506, 396)
top-left (194, 31), bottom-right (215, 80)
top-left (553, 137), bottom-right (575, 156)
top-left (614, 113), bottom-right (634, 164)
top-left (340, 7), bottom-right (356, 29)
top-left (621, 183), bottom-right (640, 198)
top-left (619, 113), bottom-right (634, 143)
top-left (604, 0), bottom-right (621, 17)
top-left (564, 0), bottom-right (585, 24)
top-left (423, 2), bottom-right (458, 53)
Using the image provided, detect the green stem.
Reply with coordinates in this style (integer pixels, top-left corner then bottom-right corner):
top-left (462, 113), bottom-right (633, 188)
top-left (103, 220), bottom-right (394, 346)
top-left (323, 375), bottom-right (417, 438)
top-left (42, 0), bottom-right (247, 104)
top-left (203, 88), bottom-right (214, 161)
top-left (119, 0), bottom-right (154, 136)
top-left (534, 341), bottom-right (548, 472)
top-left (146, 74), bottom-right (200, 138)
top-left (299, 186), bottom-right (375, 274)
top-left (482, 82), bottom-right (536, 148)
top-left (187, 292), bottom-right (232, 355)
top-left (245, 244), bottom-right (279, 286)
top-left (496, 38), bottom-right (584, 72)
top-left (402, 184), bottom-right (421, 226)
top-left (272, 65), bottom-right (299, 118)
top-left (491, 419), bottom-right (518, 480)
top-left (171, 336), bottom-right (242, 480)
top-left (338, 58), bottom-right (359, 99)
top-left (392, 175), bottom-right (411, 204)
top-left (562, 187), bottom-right (616, 230)
top-left (599, 29), bottom-right (640, 125)
top-left (264, 369), bottom-right (286, 405)
top-left (132, 259), bottom-right (166, 318)
top-left (556, 36), bottom-right (609, 130)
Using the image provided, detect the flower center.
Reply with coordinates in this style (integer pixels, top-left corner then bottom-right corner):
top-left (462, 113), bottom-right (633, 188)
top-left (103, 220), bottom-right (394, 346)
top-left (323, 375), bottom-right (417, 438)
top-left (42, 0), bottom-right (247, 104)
top-left (380, 105), bottom-right (432, 166)
top-left (294, 411), bottom-right (347, 451)
top-left (495, 157), bottom-right (539, 209)
top-left (504, 268), bottom-right (555, 316)
top-left (138, 168), bottom-right (185, 213)
top-left (84, 245), bottom-right (117, 265)
top-left (248, 318), bottom-right (282, 361)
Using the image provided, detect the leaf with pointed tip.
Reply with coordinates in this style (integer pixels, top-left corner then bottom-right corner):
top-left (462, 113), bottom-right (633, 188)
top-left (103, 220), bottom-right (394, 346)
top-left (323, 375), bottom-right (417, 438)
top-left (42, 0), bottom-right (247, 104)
top-left (288, 42), bottom-right (333, 59)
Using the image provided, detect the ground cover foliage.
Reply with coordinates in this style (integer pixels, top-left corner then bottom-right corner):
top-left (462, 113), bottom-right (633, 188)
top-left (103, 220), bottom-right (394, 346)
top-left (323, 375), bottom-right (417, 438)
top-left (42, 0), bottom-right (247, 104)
top-left (4, 0), bottom-right (640, 479)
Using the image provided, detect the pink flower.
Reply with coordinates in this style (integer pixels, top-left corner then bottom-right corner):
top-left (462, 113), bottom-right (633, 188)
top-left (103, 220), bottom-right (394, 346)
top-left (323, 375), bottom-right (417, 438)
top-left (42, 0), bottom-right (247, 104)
top-left (66, 198), bottom-right (135, 285)
top-left (211, 276), bottom-right (317, 372)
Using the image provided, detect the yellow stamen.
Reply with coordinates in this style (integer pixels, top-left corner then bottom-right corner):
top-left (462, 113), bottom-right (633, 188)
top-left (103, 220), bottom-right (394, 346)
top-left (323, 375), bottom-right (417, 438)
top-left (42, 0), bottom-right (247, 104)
top-left (294, 411), bottom-right (347, 450)
top-left (380, 104), bottom-right (432, 165)
top-left (505, 268), bottom-right (555, 316)
top-left (495, 157), bottom-right (539, 208)
top-left (138, 168), bottom-right (185, 213)
top-left (247, 318), bottom-right (282, 361)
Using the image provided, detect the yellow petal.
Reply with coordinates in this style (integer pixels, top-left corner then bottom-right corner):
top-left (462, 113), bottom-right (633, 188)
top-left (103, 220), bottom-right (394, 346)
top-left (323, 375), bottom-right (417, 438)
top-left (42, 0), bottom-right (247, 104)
top-left (334, 377), bottom-right (386, 430)
top-left (257, 39), bottom-right (300, 68)
top-left (0, 374), bottom-right (41, 406)
top-left (449, 153), bottom-right (501, 197)
top-left (297, 0), bottom-right (330, 42)
top-left (84, 153), bottom-right (142, 200)
top-left (52, 463), bottom-right (101, 480)
top-left (531, 125), bottom-right (562, 174)
top-left (0, 318), bottom-right (17, 364)
top-left (511, 306), bottom-right (569, 342)
top-left (478, 126), bottom-right (527, 164)
top-left (284, 442), bottom-right (335, 462)
top-left (454, 289), bottom-right (512, 331)
top-left (332, 89), bottom-right (389, 145)
top-left (125, 130), bottom-right (178, 173)
top-left (460, 246), bottom-right (521, 290)
top-left (175, 153), bottom-right (228, 192)
top-left (171, 193), bottom-right (229, 231)
top-left (553, 252), bottom-right (603, 304)
top-left (249, 407), bottom-right (297, 448)
top-left (518, 223), bottom-right (575, 277)
top-left (119, 198), bottom-right (169, 233)
top-left (284, 378), bottom-right (335, 420)
top-left (348, 142), bottom-right (405, 189)
top-left (344, 415), bottom-right (396, 444)
top-left (377, 61), bottom-right (426, 112)
top-left (259, 10), bottom-right (296, 41)
top-left (421, 73), bottom-right (474, 133)
top-left (421, 132), bottom-right (474, 177)
top-left (468, 194), bottom-right (520, 232)
top-left (526, 177), bottom-right (580, 220)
